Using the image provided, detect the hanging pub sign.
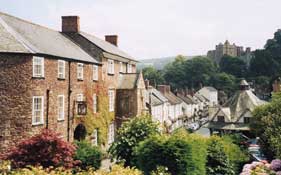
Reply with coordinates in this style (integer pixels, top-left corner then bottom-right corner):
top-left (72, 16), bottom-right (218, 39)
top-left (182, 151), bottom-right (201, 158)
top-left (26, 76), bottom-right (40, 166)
top-left (77, 101), bottom-right (87, 115)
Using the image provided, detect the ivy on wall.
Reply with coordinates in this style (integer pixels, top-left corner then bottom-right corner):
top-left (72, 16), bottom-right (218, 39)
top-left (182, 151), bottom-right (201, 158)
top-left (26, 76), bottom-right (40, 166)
top-left (75, 83), bottom-right (115, 148)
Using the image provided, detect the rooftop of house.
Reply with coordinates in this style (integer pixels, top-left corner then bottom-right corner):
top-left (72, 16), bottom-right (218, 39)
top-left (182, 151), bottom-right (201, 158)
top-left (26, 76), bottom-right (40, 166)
top-left (117, 73), bottom-right (143, 90)
top-left (147, 87), bottom-right (169, 106)
top-left (177, 94), bottom-right (197, 105)
top-left (0, 11), bottom-right (137, 63)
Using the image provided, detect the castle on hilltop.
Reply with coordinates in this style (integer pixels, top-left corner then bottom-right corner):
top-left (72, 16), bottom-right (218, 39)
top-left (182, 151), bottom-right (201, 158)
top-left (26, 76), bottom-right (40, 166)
top-left (207, 40), bottom-right (252, 64)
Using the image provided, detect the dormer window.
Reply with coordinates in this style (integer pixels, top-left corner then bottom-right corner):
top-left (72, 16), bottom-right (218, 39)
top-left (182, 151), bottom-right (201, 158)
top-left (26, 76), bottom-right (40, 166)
top-left (33, 56), bottom-right (44, 78)
top-left (108, 59), bottom-right (114, 74)
top-left (77, 63), bottom-right (84, 80)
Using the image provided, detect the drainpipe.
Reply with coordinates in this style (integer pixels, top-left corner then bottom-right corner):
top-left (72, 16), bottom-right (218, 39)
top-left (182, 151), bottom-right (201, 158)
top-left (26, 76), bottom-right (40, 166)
top-left (67, 61), bottom-right (72, 141)
top-left (46, 89), bottom-right (50, 129)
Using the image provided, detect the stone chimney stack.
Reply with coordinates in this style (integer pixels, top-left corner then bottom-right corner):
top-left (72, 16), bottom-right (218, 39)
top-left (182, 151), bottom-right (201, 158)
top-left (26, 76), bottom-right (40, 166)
top-left (157, 85), bottom-right (171, 94)
top-left (62, 16), bottom-right (80, 33)
top-left (105, 35), bottom-right (118, 46)
top-left (144, 79), bottom-right (150, 89)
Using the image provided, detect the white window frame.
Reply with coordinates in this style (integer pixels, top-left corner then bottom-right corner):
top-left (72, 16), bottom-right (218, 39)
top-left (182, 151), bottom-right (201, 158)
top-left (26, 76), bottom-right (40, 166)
top-left (93, 93), bottom-right (97, 113)
top-left (58, 60), bottom-right (66, 79)
top-left (119, 62), bottom-right (123, 73)
top-left (92, 128), bottom-right (98, 146)
top-left (107, 59), bottom-right (114, 74)
top-left (32, 56), bottom-right (44, 77)
top-left (108, 123), bottom-right (115, 144)
top-left (108, 90), bottom-right (115, 112)
top-left (32, 96), bottom-right (44, 125)
top-left (127, 63), bottom-right (132, 73)
top-left (77, 94), bottom-right (84, 102)
top-left (57, 95), bottom-right (65, 121)
top-left (93, 65), bottom-right (98, 81)
top-left (77, 63), bottom-right (84, 80)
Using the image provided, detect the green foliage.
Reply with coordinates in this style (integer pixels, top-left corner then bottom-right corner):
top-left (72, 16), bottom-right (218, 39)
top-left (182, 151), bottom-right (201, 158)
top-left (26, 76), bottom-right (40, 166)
top-left (142, 66), bottom-right (164, 86)
top-left (74, 141), bottom-right (102, 170)
top-left (109, 115), bottom-right (160, 167)
top-left (251, 92), bottom-right (281, 159)
top-left (151, 166), bottom-right (171, 175)
top-left (220, 55), bottom-right (247, 77)
top-left (209, 72), bottom-right (237, 97)
top-left (206, 137), bottom-right (235, 175)
top-left (163, 55), bottom-right (217, 90)
top-left (135, 129), bottom-right (208, 175)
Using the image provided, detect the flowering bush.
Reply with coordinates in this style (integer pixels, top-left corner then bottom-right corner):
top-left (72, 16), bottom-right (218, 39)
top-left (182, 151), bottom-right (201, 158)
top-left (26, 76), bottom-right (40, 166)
top-left (1, 129), bottom-right (77, 169)
top-left (240, 160), bottom-right (281, 175)
top-left (271, 159), bottom-right (281, 171)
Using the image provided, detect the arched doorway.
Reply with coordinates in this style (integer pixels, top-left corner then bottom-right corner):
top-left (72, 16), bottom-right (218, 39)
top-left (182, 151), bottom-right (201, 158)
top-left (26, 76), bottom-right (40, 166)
top-left (74, 124), bottom-right (87, 141)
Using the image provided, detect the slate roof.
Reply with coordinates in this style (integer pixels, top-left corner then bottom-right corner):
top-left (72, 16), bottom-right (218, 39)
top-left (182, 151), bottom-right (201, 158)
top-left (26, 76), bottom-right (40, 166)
top-left (0, 12), bottom-right (98, 63)
top-left (162, 92), bottom-right (183, 105)
top-left (147, 87), bottom-right (169, 106)
top-left (79, 32), bottom-right (137, 62)
top-left (177, 94), bottom-right (197, 104)
top-left (117, 73), bottom-right (140, 89)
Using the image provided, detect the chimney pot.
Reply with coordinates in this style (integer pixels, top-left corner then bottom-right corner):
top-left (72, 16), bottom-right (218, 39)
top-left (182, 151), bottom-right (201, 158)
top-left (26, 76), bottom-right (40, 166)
top-left (62, 16), bottom-right (80, 33)
top-left (105, 35), bottom-right (118, 46)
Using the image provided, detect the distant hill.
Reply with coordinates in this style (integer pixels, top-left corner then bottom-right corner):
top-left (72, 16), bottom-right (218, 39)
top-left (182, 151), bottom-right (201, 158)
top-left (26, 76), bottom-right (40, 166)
top-left (137, 55), bottom-right (202, 70)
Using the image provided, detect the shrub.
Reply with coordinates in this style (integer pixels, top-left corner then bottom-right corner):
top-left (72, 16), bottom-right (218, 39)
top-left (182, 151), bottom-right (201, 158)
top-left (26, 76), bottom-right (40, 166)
top-left (109, 115), bottom-right (159, 167)
top-left (1, 129), bottom-right (77, 169)
top-left (135, 129), bottom-right (208, 175)
top-left (271, 159), bottom-right (281, 171)
top-left (74, 141), bottom-right (102, 170)
top-left (206, 137), bottom-right (235, 175)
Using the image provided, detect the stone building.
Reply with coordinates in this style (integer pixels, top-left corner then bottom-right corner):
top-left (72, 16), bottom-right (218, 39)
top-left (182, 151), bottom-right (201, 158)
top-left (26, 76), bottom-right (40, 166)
top-left (0, 12), bottom-right (145, 152)
top-left (207, 40), bottom-right (251, 64)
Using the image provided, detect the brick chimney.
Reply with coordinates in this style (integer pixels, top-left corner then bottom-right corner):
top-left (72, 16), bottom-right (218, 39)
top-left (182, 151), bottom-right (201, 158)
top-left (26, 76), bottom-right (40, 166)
top-left (144, 79), bottom-right (150, 89)
top-left (105, 35), bottom-right (118, 46)
top-left (62, 16), bottom-right (80, 33)
top-left (157, 85), bottom-right (171, 94)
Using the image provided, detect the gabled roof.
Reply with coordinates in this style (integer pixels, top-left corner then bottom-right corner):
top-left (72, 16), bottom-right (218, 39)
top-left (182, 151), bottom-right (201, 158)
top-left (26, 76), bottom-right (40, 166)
top-left (117, 73), bottom-right (144, 90)
top-left (79, 32), bottom-right (137, 62)
top-left (147, 87), bottom-right (169, 104)
top-left (0, 12), bottom-right (98, 63)
top-left (162, 92), bottom-right (183, 105)
top-left (223, 89), bottom-right (267, 119)
top-left (177, 94), bottom-right (197, 104)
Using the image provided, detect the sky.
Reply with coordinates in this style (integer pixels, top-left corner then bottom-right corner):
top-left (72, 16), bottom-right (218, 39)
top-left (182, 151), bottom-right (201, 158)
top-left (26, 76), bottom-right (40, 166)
top-left (0, 0), bottom-right (281, 60)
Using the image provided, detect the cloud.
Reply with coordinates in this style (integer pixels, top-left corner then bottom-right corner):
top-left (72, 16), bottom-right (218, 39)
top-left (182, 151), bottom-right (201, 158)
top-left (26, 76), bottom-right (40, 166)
top-left (0, 0), bottom-right (281, 59)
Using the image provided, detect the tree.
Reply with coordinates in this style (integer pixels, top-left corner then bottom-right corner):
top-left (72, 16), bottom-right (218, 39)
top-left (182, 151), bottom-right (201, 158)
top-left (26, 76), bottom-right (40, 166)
top-left (74, 141), bottom-right (102, 170)
top-left (108, 115), bottom-right (159, 167)
top-left (0, 129), bottom-right (77, 169)
top-left (163, 55), bottom-right (187, 89)
top-left (206, 137), bottom-right (235, 175)
top-left (142, 66), bottom-right (164, 86)
top-left (250, 92), bottom-right (281, 159)
top-left (219, 55), bottom-right (247, 77)
top-left (209, 72), bottom-right (237, 97)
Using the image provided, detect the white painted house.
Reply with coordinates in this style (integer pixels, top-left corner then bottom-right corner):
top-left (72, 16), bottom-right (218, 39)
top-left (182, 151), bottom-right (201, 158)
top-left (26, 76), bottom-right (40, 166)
top-left (195, 86), bottom-right (218, 107)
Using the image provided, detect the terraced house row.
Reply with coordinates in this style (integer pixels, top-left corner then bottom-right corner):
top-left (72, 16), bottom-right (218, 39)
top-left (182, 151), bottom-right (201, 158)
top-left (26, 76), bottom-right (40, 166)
top-left (0, 12), bottom-right (147, 152)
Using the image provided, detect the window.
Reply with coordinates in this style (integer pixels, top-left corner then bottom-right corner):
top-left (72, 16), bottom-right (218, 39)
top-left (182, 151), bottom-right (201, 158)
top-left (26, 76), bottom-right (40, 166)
top-left (58, 60), bottom-right (65, 79)
top-left (77, 63), bottom-right (84, 80)
top-left (33, 56), bottom-right (44, 77)
top-left (108, 123), bottom-right (115, 144)
top-left (77, 94), bottom-right (83, 102)
top-left (58, 95), bottom-right (65, 121)
top-left (93, 94), bottom-right (97, 113)
top-left (108, 90), bottom-right (115, 112)
top-left (119, 62), bottom-right (123, 73)
top-left (217, 116), bottom-right (225, 123)
top-left (32, 96), bottom-right (44, 125)
top-left (244, 117), bottom-right (251, 124)
top-left (91, 129), bottom-right (98, 146)
top-left (108, 59), bottom-right (114, 74)
top-left (93, 65), bottom-right (98, 81)
top-left (127, 64), bottom-right (132, 73)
